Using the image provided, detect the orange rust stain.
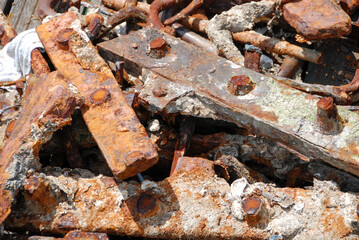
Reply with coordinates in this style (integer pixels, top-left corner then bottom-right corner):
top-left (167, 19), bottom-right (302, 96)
top-left (322, 213), bottom-right (351, 237)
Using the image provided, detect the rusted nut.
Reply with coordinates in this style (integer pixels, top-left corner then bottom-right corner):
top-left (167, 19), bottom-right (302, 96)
top-left (152, 85), bottom-right (168, 97)
top-left (4, 120), bottom-right (16, 140)
top-left (147, 37), bottom-right (170, 59)
top-left (228, 75), bottom-right (255, 96)
top-left (90, 88), bottom-right (111, 105)
top-left (56, 28), bottom-right (74, 47)
top-left (316, 97), bottom-right (343, 135)
top-left (242, 197), bottom-right (267, 228)
top-left (137, 193), bottom-right (156, 214)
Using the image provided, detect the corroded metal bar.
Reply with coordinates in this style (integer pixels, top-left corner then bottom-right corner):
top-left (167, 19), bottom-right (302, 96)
top-left (0, 71), bottom-right (78, 225)
top-left (36, 12), bottom-right (158, 180)
top-left (278, 56), bottom-right (300, 78)
top-left (98, 27), bottom-right (359, 177)
top-left (5, 166), bottom-right (359, 239)
top-left (232, 31), bottom-right (323, 64)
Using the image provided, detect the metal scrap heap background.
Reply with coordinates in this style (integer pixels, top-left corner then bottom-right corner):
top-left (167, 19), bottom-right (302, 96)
top-left (0, 0), bottom-right (359, 239)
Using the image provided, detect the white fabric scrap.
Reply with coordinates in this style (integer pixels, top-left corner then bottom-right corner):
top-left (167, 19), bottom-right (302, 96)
top-left (0, 29), bottom-right (44, 82)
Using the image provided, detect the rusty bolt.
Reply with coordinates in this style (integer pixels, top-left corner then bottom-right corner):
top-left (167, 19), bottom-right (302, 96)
top-left (137, 193), bottom-right (156, 214)
top-left (90, 88), bottom-right (111, 105)
top-left (56, 28), bottom-right (74, 47)
top-left (147, 37), bottom-right (169, 59)
top-left (228, 75), bottom-right (255, 96)
top-left (242, 197), bottom-right (268, 227)
top-left (152, 85), bottom-right (168, 97)
top-left (316, 97), bottom-right (343, 135)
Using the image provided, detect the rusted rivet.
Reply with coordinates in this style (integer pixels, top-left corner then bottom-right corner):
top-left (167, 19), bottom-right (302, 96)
top-left (90, 88), bottom-right (111, 105)
top-left (152, 85), bottom-right (168, 97)
top-left (5, 119), bottom-right (16, 140)
top-left (242, 197), bottom-right (267, 227)
top-left (137, 194), bottom-right (156, 214)
top-left (56, 28), bottom-right (74, 46)
top-left (147, 37), bottom-right (169, 59)
top-left (132, 43), bottom-right (138, 49)
top-left (316, 97), bottom-right (343, 135)
top-left (228, 75), bottom-right (255, 96)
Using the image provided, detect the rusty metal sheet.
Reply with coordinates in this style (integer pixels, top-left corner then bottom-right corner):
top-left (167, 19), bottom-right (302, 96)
top-left (98, 27), bottom-right (359, 177)
top-left (5, 166), bottom-right (359, 239)
top-left (36, 11), bottom-right (158, 180)
top-left (0, 71), bottom-right (78, 224)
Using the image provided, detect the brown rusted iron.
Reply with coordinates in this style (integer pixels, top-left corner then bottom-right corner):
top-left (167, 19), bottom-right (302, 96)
top-left (340, 0), bottom-right (359, 14)
top-left (283, 0), bottom-right (351, 40)
top-left (0, 9), bottom-right (17, 47)
top-left (5, 167), bottom-right (359, 239)
top-left (163, 0), bottom-right (204, 25)
top-left (232, 31), bottom-right (323, 64)
top-left (244, 48), bottom-right (261, 73)
top-left (0, 71), bottom-right (78, 225)
top-left (275, 68), bottom-right (359, 105)
top-left (148, 37), bottom-right (170, 59)
top-left (278, 57), bottom-right (300, 79)
top-left (90, 88), bottom-right (111, 105)
top-left (85, 14), bottom-right (104, 40)
top-left (31, 49), bottom-right (51, 77)
top-left (36, 12), bottom-right (158, 180)
top-left (56, 28), bottom-right (74, 47)
top-left (242, 197), bottom-right (268, 228)
top-left (227, 75), bottom-right (255, 96)
top-left (98, 27), bottom-right (359, 178)
top-left (4, 119), bottom-right (16, 140)
top-left (316, 97), bottom-right (343, 135)
top-left (170, 117), bottom-right (195, 175)
top-left (59, 126), bottom-right (86, 169)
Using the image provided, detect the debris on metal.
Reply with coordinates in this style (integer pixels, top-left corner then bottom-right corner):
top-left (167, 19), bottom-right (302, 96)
top-left (1, 0), bottom-right (359, 239)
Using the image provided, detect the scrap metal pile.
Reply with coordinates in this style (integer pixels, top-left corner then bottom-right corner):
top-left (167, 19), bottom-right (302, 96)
top-left (1, 0), bottom-right (359, 239)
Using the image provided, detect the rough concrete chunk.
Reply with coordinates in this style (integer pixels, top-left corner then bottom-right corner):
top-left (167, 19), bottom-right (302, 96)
top-left (283, 0), bottom-right (351, 40)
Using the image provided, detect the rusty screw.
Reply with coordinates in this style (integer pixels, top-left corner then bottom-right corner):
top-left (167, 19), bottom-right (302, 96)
top-left (316, 97), bottom-right (343, 135)
top-left (56, 28), bottom-right (74, 47)
top-left (90, 88), bottom-right (111, 105)
top-left (147, 37), bottom-right (170, 59)
top-left (242, 197), bottom-right (268, 227)
top-left (228, 75), bottom-right (255, 96)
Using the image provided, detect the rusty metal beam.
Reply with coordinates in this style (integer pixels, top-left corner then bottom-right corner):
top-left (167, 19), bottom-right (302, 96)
top-left (5, 164), bottom-right (359, 239)
top-left (98, 27), bottom-right (359, 178)
top-left (36, 11), bottom-right (158, 180)
top-left (0, 71), bottom-right (78, 224)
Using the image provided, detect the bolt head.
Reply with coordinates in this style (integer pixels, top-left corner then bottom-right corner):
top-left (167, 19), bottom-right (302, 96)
top-left (228, 75), bottom-right (255, 96)
top-left (90, 88), bottom-right (111, 105)
top-left (147, 37), bottom-right (169, 59)
top-left (242, 197), bottom-right (262, 215)
top-left (56, 28), bottom-right (74, 46)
